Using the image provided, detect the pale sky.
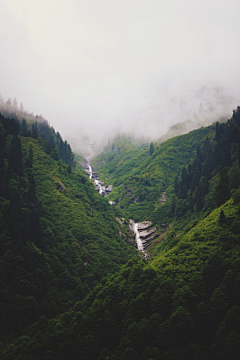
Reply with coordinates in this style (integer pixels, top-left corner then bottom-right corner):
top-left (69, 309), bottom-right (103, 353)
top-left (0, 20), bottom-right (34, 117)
top-left (1, 0), bottom-right (240, 152)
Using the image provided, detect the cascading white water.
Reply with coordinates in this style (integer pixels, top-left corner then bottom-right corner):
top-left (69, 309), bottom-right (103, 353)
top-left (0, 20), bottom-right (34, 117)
top-left (86, 144), bottom-right (104, 194)
top-left (94, 179), bottom-right (104, 194)
top-left (88, 164), bottom-right (93, 179)
top-left (134, 223), bottom-right (144, 251)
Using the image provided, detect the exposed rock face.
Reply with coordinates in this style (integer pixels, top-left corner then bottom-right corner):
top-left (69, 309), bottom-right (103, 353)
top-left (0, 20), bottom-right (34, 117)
top-left (116, 217), bottom-right (125, 225)
top-left (131, 195), bottom-right (139, 204)
top-left (91, 172), bottom-right (98, 179)
top-left (137, 221), bottom-right (152, 230)
top-left (159, 191), bottom-right (168, 203)
top-left (129, 219), bottom-right (158, 251)
top-left (141, 233), bottom-right (157, 244)
top-left (129, 219), bottom-right (135, 233)
top-left (105, 185), bottom-right (113, 193)
top-left (82, 159), bottom-right (114, 197)
top-left (139, 227), bottom-right (156, 238)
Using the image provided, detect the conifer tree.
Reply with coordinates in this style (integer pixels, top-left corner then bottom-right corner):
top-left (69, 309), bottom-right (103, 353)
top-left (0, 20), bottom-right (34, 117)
top-left (215, 168), bottom-right (229, 207)
top-left (150, 142), bottom-right (154, 155)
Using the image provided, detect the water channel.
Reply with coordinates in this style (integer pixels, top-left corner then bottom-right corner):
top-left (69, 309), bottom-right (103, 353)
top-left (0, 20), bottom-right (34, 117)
top-left (134, 223), bottom-right (144, 251)
top-left (86, 146), bottom-right (148, 258)
top-left (86, 145), bottom-right (104, 194)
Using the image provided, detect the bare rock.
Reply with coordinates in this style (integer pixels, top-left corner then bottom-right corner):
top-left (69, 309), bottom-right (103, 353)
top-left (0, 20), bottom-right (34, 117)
top-left (139, 227), bottom-right (156, 238)
top-left (131, 195), bottom-right (139, 204)
top-left (141, 232), bottom-right (159, 243)
top-left (137, 221), bottom-right (152, 230)
top-left (159, 192), bottom-right (168, 203)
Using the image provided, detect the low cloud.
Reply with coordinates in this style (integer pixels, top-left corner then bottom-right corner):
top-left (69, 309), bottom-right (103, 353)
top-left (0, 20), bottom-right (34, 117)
top-left (1, 0), bottom-right (240, 154)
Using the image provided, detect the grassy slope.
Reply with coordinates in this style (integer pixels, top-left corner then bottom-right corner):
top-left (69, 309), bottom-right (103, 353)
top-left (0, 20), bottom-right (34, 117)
top-left (0, 133), bottom-right (137, 341)
top-left (93, 125), bottom-right (215, 222)
top-left (23, 136), bottom-right (137, 285)
top-left (3, 194), bottom-right (240, 359)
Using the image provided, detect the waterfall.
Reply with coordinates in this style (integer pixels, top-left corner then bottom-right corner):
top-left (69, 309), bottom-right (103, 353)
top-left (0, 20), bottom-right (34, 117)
top-left (88, 164), bottom-right (93, 179)
top-left (134, 223), bottom-right (144, 251)
top-left (86, 145), bottom-right (104, 194)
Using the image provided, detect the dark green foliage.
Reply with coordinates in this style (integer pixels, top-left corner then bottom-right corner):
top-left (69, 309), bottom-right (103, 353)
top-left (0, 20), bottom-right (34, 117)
top-left (149, 142), bottom-right (154, 155)
top-left (4, 110), bottom-right (74, 165)
top-left (0, 113), bottom-right (136, 344)
top-left (3, 198), bottom-right (240, 359)
top-left (93, 126), bottom-right (215, 222)
top-left (2, 107), bottom-right (240, 359)
top-left (215, 168), bottom-right (230, 207)
top-left (219, 209), bottom-right (226, 224)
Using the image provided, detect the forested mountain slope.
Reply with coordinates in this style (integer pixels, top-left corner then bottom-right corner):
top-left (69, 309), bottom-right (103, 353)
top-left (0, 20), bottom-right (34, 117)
top-left (93, 125), bottom-right (215, 222)
top-left (3, 192), bottom-right (240, 360)
top-left (0, 114), bottom-right (136, 341)
top-left (1, 107), bottom-right (240, 360)
top-left (94, 109), bottom-right (240, 248)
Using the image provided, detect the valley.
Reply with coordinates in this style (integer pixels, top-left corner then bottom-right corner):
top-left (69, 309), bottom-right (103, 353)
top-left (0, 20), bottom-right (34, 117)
top-left (1, 106), bottom-right (240, 359)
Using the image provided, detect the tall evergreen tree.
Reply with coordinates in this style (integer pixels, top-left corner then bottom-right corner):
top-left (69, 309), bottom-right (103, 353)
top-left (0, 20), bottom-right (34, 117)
top-left (150, 142), bottom-right (154, 155)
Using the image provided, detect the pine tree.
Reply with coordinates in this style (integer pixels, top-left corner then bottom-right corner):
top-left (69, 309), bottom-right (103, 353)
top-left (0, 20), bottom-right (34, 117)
top-left (13, 97), bottom-right (18, 109)
top-left (214, 168), bottom-right (229, 207)
top-left (219, 209), bottom-right (226, 224)
top-left (150, 142), bottom-right (154, 155)
top-left (21, 119), bottom-right (28, 136)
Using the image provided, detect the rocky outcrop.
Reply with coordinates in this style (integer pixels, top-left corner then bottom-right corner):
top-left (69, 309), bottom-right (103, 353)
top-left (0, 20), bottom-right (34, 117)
top-left (105, 185), bottom-right (113, 194)
top-left (137, 221), bottom-right (152, 230)
top-left (82, 158), bottom-right (114, 197)
top-left (131, 195), bottom-right (139, 204)
top-left (139, 227), bottom-right (156, 238)
top-left (159, 191), bottom-right (167, 203)
top-left (129, 219), bottom-right (158, 250)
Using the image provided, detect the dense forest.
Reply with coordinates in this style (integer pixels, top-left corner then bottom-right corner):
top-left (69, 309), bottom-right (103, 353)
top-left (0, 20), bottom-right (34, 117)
top-left (0, 113), bottom-right (136, 344)
top-left (1, 106), bottom-right (240, 359)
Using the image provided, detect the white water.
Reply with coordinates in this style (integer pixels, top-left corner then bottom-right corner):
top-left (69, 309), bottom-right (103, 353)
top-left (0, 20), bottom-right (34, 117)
top-left (88, 164), bottom-right (93, 179)
top-left (86, 145), bottom-right (104, 194)
top-left (134, 223), bottom-right (144, 251)
top-left (94, 179), bottom-right (104, 194)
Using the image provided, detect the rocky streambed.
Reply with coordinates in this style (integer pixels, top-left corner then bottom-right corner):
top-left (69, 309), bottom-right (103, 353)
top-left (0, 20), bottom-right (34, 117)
top-left (129, 220), bottom-right (158, 257)
top-left (80, 145), bottom-right (114, 197)
top-left (82, 145), bottom-right (158, 257)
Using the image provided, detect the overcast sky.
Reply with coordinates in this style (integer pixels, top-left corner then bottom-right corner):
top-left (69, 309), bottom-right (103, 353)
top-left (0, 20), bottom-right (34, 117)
top-left (1, 0), bottom-right (240, 152)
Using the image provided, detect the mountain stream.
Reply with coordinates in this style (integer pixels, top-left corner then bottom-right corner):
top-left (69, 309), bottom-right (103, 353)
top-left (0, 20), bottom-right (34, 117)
top-left (86, 145), bottom-right (149, 258)
top-left (134, 223), bottom-right (144, 251)
top-left (86, 145), bottom-right (104, 194)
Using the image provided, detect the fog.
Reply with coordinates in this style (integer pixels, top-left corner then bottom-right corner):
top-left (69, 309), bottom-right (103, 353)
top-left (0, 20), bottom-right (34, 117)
top-left (1, 0), bottom-right (240, 154)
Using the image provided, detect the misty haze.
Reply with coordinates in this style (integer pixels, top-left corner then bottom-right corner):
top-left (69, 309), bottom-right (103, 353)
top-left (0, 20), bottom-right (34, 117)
top-left (2, 1), bottom-right (240, 359)
top-left (1, 0), bottom-right (240, 155)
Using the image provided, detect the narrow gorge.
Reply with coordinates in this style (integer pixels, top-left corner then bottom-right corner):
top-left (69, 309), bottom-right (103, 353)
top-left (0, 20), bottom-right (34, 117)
top-left (84, 145), bottom-right (158, 257)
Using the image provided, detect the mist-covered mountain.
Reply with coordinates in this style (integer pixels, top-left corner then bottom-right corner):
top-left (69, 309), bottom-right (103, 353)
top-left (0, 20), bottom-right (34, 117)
top-left (1, 106), bottom-right (240, 359)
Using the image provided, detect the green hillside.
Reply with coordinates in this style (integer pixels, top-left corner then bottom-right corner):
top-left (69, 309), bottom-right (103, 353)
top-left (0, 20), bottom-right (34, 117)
top-left (0, 113), bottom-right (136, 341)
top-left (93, 125), bottom-right (215, 222)
top-left (2, 195), bottom-right (240, 360)
top-left (1, 106), bottom-right (240, 360)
